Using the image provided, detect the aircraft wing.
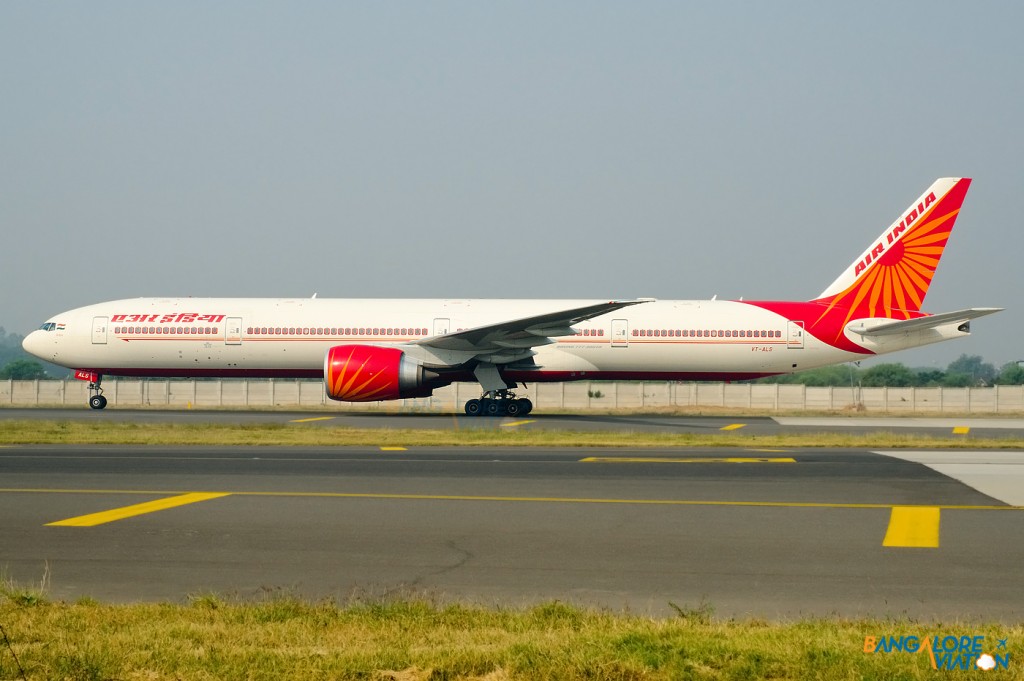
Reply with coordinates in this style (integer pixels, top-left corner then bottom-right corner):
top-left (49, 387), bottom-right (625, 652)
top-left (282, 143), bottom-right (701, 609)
top-left (846, 308), bottom-right (1003, 337)
top-left (413, 299), bottom-right (652, 357)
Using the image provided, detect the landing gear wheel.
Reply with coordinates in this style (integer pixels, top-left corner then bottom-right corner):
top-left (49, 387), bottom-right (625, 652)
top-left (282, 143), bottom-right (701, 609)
top-left (467, 387), bottom-right (533, 417)
top-left (85, 374), bottom-right (106, 410)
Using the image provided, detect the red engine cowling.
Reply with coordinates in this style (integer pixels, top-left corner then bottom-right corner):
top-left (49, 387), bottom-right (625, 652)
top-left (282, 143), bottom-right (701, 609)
top-left (324, 345), bottom-right (432, 402)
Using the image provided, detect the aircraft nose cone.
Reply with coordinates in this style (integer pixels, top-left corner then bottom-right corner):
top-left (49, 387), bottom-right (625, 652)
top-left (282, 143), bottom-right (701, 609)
top-left (22, 330), bottom-right (49, 360)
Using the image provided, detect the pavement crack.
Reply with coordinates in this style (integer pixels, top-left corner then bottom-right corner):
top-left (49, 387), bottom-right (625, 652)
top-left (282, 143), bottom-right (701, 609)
top-left (410, 539), bottom-right (474, 587)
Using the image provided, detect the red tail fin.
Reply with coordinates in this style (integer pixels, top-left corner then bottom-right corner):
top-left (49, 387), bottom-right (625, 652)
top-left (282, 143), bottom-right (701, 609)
top-left (813, 178), bottom-right (971, 324)
top-left (743, 178), bottom-right (973, 354)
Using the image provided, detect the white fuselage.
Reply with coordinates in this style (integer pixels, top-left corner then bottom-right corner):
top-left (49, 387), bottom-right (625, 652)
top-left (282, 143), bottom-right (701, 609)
top-left (23, 297), bottom-right (868, 382)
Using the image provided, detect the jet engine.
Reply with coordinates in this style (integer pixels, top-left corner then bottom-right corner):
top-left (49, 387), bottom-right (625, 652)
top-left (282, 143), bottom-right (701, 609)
top-left (324, 345), bottom-right (437, 402)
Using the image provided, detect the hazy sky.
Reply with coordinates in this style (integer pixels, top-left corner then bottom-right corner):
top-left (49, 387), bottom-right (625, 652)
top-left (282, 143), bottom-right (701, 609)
top-left (2, 2), bottom-right (1020, 368)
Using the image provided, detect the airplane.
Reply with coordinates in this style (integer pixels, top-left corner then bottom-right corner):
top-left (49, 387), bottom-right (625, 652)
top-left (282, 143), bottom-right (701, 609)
top-left (23, 177), bottom-right (1001, 415)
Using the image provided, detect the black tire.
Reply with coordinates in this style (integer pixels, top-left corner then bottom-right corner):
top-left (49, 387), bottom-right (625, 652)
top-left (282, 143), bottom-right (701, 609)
top-left (505, 400), bottom-right (522, 417)
top-left (519, 398), bottom-right (533, 415)
top-left (485, 400), bottom-right (502, 416)
top-left (464, 399), bottom-right (482, 416)
top-left (89, 395), bottom-right (107, 410)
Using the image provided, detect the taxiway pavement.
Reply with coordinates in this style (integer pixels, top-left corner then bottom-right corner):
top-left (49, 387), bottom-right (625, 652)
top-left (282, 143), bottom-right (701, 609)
top-left (3, 408), bottom-right (1024, 438)
top-left (1, 444), bottom-right (1022, 619)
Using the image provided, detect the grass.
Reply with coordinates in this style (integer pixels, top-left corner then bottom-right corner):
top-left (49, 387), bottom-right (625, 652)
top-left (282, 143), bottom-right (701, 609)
top-left (0, 418), bottom-right (1023, 449)
top-left (1, 591), bottom-right (1021, 680)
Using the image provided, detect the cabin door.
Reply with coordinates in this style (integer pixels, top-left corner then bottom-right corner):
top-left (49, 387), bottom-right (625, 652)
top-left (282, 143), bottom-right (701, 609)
top-left (786, 321), bottom-right (805, 349)
top-left (225, 317), bottom-right (243, 345)
top-left (91, 316), bottom-right (108, 345)
top-left (611, 319), bottom-right (629, 347)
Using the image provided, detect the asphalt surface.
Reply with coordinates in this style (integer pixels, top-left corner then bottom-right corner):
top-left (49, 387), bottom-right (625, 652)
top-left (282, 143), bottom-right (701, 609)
top-left (2, 444), bottom-right (1022, 619)
top-left (3, 407), bottom-right (1024, 438)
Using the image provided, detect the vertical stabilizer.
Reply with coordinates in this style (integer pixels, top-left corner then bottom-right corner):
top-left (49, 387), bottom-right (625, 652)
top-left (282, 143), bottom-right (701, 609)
top-left (814, 177), bottom-right (971, 322)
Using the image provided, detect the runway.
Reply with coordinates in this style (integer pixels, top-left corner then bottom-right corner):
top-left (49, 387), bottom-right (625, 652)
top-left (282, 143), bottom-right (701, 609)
top-left (2, 444), bottom-right (1022, 619)
top-left (4, 407), bottom-right (1024, 438)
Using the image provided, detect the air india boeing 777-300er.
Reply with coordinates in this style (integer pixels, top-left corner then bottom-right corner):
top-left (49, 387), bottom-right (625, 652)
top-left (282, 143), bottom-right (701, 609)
top-left (23, 178), bottom-right (1001, 415)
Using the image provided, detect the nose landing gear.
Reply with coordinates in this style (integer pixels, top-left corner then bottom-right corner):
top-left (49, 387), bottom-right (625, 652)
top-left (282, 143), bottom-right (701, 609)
top-left (87, 376), bottom-right (107, 410)
top-left (464, 389), bottom-right (532, 417)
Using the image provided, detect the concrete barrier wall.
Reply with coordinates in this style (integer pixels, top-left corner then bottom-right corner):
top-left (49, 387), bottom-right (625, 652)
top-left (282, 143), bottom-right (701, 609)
top-left (2, 379), bottom-right (1023, 413)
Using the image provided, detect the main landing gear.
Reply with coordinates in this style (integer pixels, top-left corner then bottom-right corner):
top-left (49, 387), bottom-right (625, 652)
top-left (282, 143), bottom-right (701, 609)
top-left (87, 376), bottom-right (107, 410)
top-left (464, 389), bottom-right (533, 417)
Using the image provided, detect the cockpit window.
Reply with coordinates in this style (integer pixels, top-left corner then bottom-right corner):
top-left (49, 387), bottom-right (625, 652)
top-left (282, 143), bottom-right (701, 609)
top-left (39, 323), bottom-right (57, 332)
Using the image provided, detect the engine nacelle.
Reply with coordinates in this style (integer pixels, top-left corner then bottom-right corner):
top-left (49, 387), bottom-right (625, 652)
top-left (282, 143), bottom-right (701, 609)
top-left (324, 345), bottom-right (434, 402)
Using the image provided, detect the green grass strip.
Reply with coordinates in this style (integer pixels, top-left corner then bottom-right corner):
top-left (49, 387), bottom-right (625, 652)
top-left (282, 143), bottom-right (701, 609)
top-left (1, 594), bottom-right (1021, 680)
top-left (1, 419), bottom-right (1023, 448)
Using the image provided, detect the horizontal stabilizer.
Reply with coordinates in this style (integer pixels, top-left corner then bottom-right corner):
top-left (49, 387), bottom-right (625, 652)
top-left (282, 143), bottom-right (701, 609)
top-left (846, 308), bottom-right (1002, 337)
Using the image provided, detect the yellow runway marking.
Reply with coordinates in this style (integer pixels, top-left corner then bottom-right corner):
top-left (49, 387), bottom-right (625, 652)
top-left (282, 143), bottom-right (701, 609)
top-left (500, 420), bottom-right (535, 428)
top-left (46, 492), bottom-right (231, 527)
top-left (720, 423), bottom-right (746, 431)
top-left (882, 506), bottom-right (940, 547)
top-left (3, 488), bottom-right (1020, 512)
top-left (290, 417), bottom-right (337, 423)
top-left (952, 426), bottom-right (970, 435)
top-left (580, 457), bottom-right (796, 464)
top-left (379, 447), bottom-right (407, 451)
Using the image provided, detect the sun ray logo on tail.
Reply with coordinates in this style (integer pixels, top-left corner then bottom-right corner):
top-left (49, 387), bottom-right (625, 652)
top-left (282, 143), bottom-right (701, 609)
top-left (812, 178), bottom-right (971, 337)
top-left (742, 178), bottom-right (973, 354)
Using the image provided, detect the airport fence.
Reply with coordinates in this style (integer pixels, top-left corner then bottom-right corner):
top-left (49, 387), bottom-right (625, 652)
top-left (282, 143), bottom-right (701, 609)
top-left (3, 378), bottom-right (1024, 413)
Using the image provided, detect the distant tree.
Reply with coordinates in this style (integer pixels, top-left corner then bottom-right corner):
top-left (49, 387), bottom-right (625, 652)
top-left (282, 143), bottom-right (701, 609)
top-left (996, 362), bottom-right (1024, 385)
top-left (913, 369), bottom-right (946, 387)
top-left (0, 325), bottom-right (70, 378)
top-left (942, 372), bottom-right (974, 387)
top-left (0, 359), bottom-right (47, 380)
top-left (946, 354), bottom-right (996, 385)
top-left (799, 365), bottom-right (862, 387)
top-left (860, 363), bottom-right (916, 387)
top-left (754, 365), bottom-right (862, 386)
top-left (0, 327), bottom-right (27, 368)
